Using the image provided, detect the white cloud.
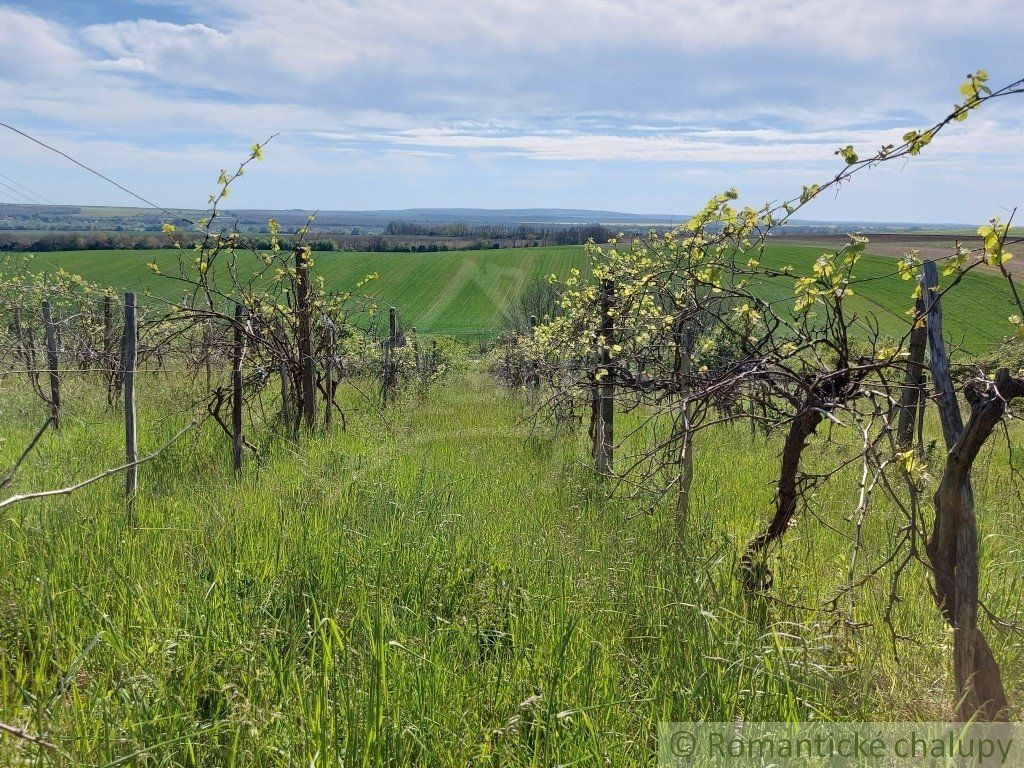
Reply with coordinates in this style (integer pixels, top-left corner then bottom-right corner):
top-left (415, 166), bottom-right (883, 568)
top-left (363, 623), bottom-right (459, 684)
top-left (82, 19), bottom-right (227, 61)
top-left (0, 7), bottom-right (83, 79)
top-left (0, 1), bottom-right (1020, 219)
top-left (59, 0), bottom-right (1024, 116)
top-left (177, 0), bottom-right (1023, 65)
top-left (90, 57), bottom-right (147, 72)
top-left (311, 119), bottom-right (1024, 166)
top-left (79, 19), bottom-right (230, 85)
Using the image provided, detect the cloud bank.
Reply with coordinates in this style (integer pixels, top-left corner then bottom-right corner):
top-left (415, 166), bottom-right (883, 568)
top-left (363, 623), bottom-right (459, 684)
top-left (0, 0), bottom-right (1021, 220)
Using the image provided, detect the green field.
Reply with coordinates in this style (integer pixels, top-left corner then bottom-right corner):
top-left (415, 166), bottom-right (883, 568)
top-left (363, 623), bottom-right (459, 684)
top-left (751, 245), bottom-right (1017, 352)
top-left (9, 242), bottom-right (1019, 350)
top-left (30, 246), bottom-right (588, 338)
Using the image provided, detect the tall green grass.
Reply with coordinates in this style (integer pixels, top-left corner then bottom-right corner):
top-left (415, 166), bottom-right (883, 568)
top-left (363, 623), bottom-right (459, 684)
top-left (0, 363), bottom-right (1021, 765)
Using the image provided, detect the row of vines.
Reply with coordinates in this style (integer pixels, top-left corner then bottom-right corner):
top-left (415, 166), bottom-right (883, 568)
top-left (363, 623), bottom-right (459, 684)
top-left (493, 71), bottom-right (1024, 722)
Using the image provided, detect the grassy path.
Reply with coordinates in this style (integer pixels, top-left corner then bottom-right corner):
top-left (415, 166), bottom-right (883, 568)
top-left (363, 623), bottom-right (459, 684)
top-left (1, 366), bottom-right (1021, 764)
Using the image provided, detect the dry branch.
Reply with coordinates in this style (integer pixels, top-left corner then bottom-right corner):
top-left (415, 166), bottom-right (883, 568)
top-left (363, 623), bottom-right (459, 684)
top-left (0, 422), bottom-right (196, 512)
top-left (0, 721), bottom-right (56, 752)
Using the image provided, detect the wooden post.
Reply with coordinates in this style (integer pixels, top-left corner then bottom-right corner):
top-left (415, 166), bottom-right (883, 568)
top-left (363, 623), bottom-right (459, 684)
top-left (409, 326), bottom-right (420, 379)
top-left (232, 304), bottom-right (245, 472)
top-left (528, 315), bottom-right (539, 390)
top-left (676, 320), bottom-right (696, 534)
top-left (11, 307), bottom-right (34, 388)
top-left (896, 294), bottom-right (928, 449)
top-left (748, 383), bottom-right (757, 436)
top-left (102, 295), bottom-right (116, 404)
top-left (593, 280), bottom-right (614, 475)
top-left (123, 293), bottom-right (138, 513)
top-left (382, 307), bottom-right (398, 404)
top-left (915, 370), bottom-right (928, 450)
top-left (921, 263), bottom-right (963, 447)
top-left (202, 319), bottom-right (213, 392)
top-left (274, 321), bottom-right (292, 431)
top-left (41, 301), bottom-right (61, 429)
top-left (920, 261), bottom-right (1008, 720)
top-left (295, 248), bottom-right (316, 428)
top-left (323, 322), bottom-right (335, 429)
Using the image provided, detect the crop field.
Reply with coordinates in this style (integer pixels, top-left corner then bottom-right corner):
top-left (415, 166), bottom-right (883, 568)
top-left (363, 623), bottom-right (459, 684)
top-left (20, 243), bottom-right (1021, 350)
top-left (31, 245), bottom-right (587, 338)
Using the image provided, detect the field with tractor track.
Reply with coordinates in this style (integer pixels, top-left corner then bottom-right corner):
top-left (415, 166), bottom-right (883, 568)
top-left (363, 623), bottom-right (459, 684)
top-left (20, 242), bottom-right (1019, 350)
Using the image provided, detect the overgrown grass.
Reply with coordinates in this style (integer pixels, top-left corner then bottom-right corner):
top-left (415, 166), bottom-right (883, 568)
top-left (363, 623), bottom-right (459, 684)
top-left (0, 363), bottom-right (1021, 765)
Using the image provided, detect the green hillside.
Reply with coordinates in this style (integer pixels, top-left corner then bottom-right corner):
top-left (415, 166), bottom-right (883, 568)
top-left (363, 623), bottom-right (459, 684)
top-left (751, 245), bottom-right (1016, 352)
top-left (29, 246), bottom-right (587, 338)
top-left (11, 243), bottom-right (1019, 351)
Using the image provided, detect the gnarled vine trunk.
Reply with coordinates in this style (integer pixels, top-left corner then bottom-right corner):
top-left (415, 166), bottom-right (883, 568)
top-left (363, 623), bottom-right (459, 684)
top-left (921, 261), bottom-right (1010, 721)
top-left (741, 406), bottom-right (823, 591)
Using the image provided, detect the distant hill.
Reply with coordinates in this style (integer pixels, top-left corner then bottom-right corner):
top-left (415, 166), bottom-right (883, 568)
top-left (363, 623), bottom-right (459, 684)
top-left (0, 203), bottom-right (974, 235)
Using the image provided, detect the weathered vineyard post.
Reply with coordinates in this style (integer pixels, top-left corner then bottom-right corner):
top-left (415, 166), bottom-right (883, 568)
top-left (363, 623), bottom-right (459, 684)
top-left (41, 301), bottom-right (61, 429)
top-left (274, 321), bottom-right (292, 431)
top-left (11, 307), bottom-right (35, 391)
top-left (921, 263), bottom-right (962, 448)
top-left (24, 312), bottom-right (43, 398)
top-left (747, 383), bottom-right (757, 437)
top-left (410, 326), bottom-right (421, 382)
top-left (123, 292), bottom-right (138, 516)
top-left (323, 322), bottom-right (335, 429)
top-left (528, 314), bottom-right (540, 390)
top-left (102, 295), bottom-right (116, 404)
top-left (382, 307), bottom-right (398, 404)
top-left (203, 319), bottom-right (213, 392)
top-left (592, 279), bottom-right (615, 475)
top-left (896, 294), bottom-right (928, 449)
top-left (675, 319), bottom-right (696, 537)
top-left (295, 247), bottom-right (316, 429)
top-left (920, 260), bottom-right (1008, 720)
top-left (232, 303), bottom-right (245, 473)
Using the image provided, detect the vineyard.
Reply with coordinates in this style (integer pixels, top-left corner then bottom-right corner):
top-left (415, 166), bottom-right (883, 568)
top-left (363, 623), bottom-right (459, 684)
top-left (0, 71), bottom-right (1023, 768)
top-left (1, 359), bottom-right (1020, 765)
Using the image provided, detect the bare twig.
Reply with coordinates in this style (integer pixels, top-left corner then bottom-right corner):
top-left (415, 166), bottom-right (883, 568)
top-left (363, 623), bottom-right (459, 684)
top-left (0, 421), bottom-right (197, 511)
top-left (0, 721), bottom-right (57, 752)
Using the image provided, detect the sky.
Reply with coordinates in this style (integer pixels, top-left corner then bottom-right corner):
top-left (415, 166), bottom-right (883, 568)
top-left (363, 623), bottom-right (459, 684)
top-left (0, 0), bottom-right (1022, 223)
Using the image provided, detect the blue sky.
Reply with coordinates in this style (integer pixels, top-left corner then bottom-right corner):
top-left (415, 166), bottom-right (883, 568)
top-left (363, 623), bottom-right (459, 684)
top-left (0, 0), bottom-right (1022, 222)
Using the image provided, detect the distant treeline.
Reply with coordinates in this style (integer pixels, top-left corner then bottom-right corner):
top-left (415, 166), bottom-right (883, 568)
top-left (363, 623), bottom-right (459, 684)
top-left (385, 220), bottom-right (615, 244)
top-left (0, 232), bottom-right (170, 252)
top-left (0, 221), bottom-right (622, 253)
top-left (0, 232), bottom-right (341, 253)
